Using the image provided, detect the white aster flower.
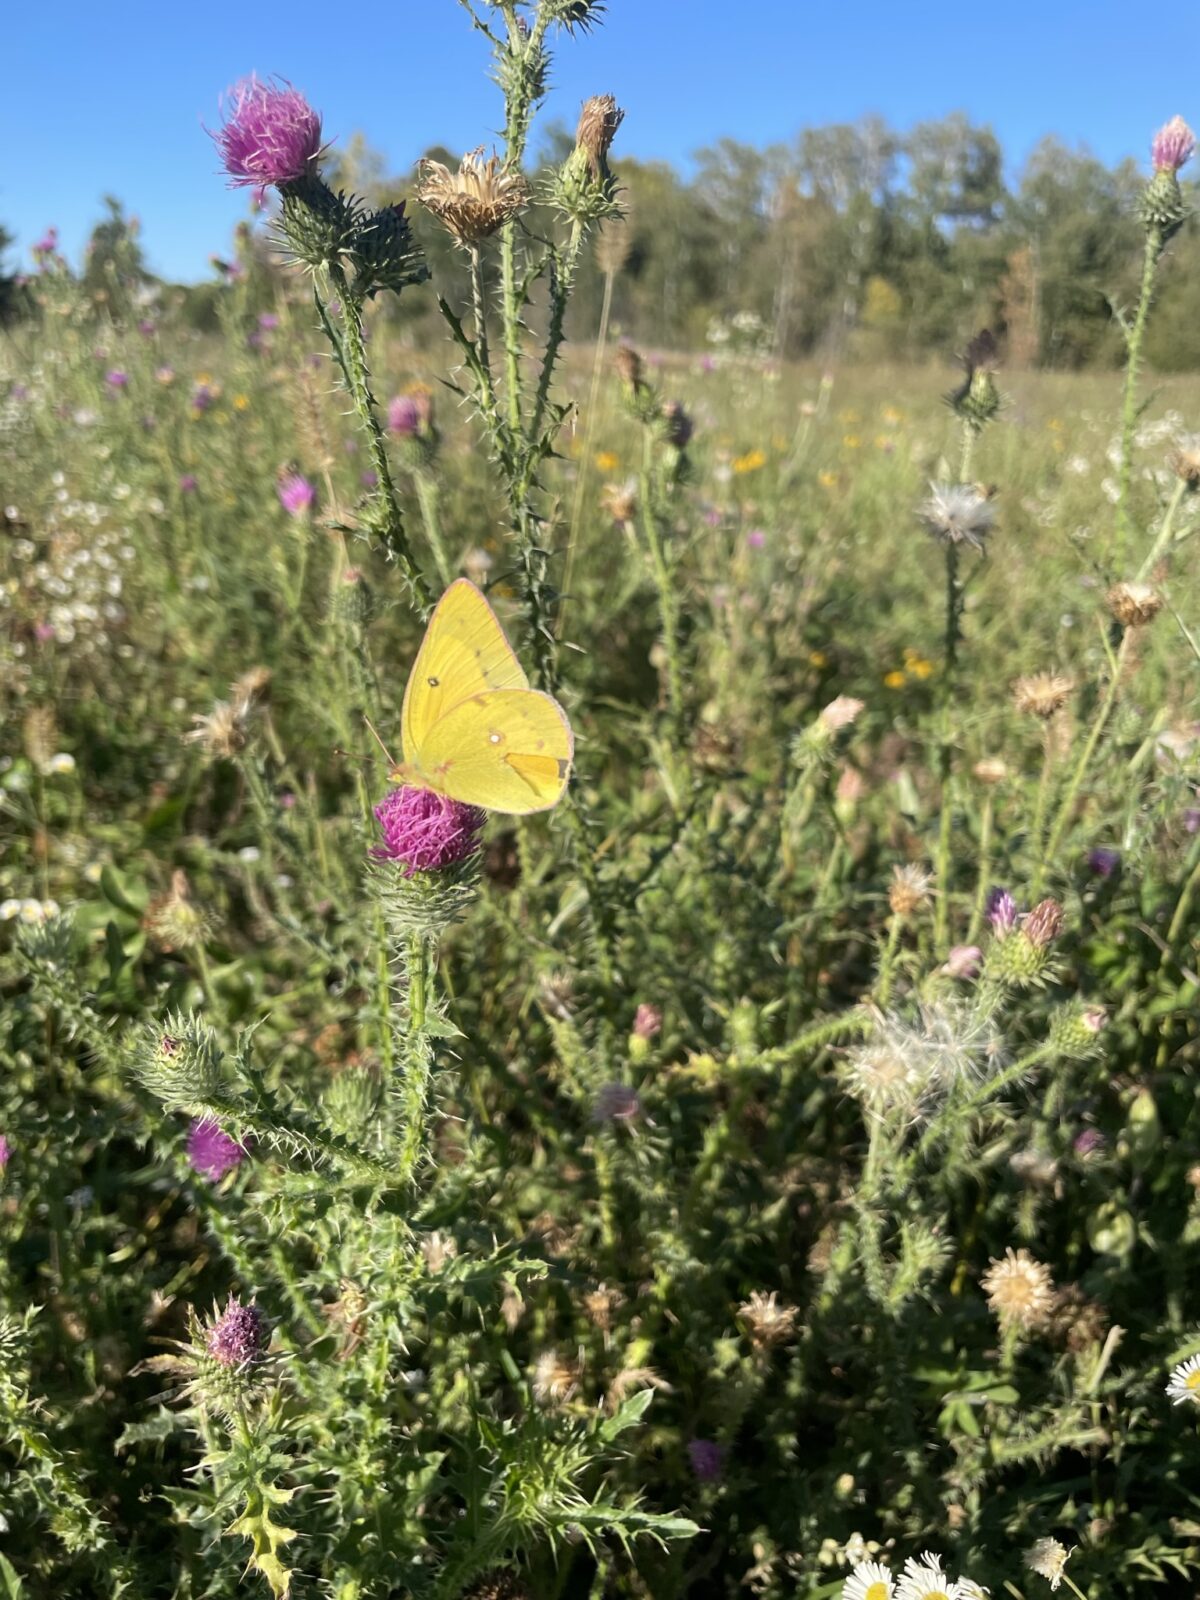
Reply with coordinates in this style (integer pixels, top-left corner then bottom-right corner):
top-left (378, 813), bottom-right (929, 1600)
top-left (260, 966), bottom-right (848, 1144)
top-left (45, 752), bottom-right (76, 775)
top-left (843, 1560), bottom-right (895, 1600)
top-left (1166, 1352), bottom-right (1200, 1406)
top-left (897, 1553), bottom-right (963, 1600)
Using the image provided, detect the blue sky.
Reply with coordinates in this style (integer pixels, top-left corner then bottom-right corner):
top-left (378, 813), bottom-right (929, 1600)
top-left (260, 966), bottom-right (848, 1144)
top-left (6, 0), bottom-right (1199, 282)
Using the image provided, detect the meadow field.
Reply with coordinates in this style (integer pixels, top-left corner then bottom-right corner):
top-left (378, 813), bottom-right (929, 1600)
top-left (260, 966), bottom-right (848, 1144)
top-left (3, 10), bottom-right (1200, 1600)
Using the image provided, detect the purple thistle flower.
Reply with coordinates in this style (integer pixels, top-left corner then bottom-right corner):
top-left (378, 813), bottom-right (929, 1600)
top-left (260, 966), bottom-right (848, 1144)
top-left (187, 1119), bottom-right (249, 1181)
top-left (258, 312), bottom-right (280, 330)
top-left (105, 369), bottom-right (128, 390)
top-left (179, 473), bottom-right (198, 493)
top-left (687, 1438), bottom-right (724, 1482)
top-left (1152, 115), bottom-right (1196, 173)
top-left (746, 529), bottom-right (766, 550)
top-left (374, 786), bottom-right (484, 875)
top-left (206, 1296), bottom-right (269, 1366)
top-left (277, 472), bottom-right (315, 516)
top-left (987, 887), bottom-right (1017, 936)
top-left (1087, 846), bottom-right (1121, 879)
top-left (138, 319), bottom-right (156, 336)
top-left (592, 1083), bottom-right (642, 1124)
top-left (212, 75), bottom-right (324, 191)
top-left (1185, 807), bottom-right (1200, 835)
top-left (34, 227), bottom-right (58, 255)
top-left (191, 382), bottom-right (216, 412)
top-left (1074, 1128), bottom-right (1105, 1157)
top-left (388, 394), bottom-right (421, 437)
top-left (361, 470), bottom-right (379, 488)
top-left (34, 622), bottom-right (56, 643)
top-left (0, 1135), bottom-right (10, 1173)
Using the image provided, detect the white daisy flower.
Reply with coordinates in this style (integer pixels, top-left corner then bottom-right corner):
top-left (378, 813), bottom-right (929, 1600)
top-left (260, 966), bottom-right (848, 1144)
top-left (843, 1560), bottom-right (895, 1600)
top-left (1166, 1352), bottom-right (1200, 1405)
top-left (45, 752), bottom-right (75, 775)
top-left (897, 1554), bottom-right (962, 1600)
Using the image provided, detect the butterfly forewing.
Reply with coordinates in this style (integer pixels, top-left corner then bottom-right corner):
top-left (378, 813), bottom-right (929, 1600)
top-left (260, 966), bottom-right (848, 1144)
top-left (401, 580), bottom-right (528, 763)
top-left (414, 689), bottom-right (573, 814)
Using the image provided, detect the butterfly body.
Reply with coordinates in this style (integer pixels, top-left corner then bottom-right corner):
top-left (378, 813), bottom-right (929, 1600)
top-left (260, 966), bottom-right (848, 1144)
top-left (393, 579), bottom-right (573, 815)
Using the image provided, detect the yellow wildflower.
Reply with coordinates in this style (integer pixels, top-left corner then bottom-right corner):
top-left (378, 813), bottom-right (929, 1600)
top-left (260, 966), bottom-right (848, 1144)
top-left (884, 670), bottom-right (907, 689)
top-left (594, 450), bottom-right (620, 472)
top-left (808, 650), bottom-right (828, 668)
top-left (818, 470), bottom-right (838, 489)
top-left (733, 448), bottom-right (767, 475)
top-left (843, 434), bottom-right (861, 449)
top-left (233, 393), bottom-right (250, 411)
top-left (882, 406), bottom-right (904, 424)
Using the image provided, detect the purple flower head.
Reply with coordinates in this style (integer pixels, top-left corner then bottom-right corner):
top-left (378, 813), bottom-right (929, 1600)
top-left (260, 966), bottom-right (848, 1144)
top-left (633, 1003), bottom-right (663, 1040)
top-left (1087, 846), bottom-right (1121, 879)
top-left (1152, 115), bottom-right (1196, 173)
top-left (373, 785), bottom-right (484, 875)
top-left (1185, 807), bottom-right (1200, 835)
top-left (206, 1296), bottom-right (269, 1367)
top-left (942, 944), bottom-right (983, 980)
top-left (34, 622), bottom-right (56, 643)
top-left (592, 1082), bottom-right (642, 1124)
top-left (191, 382), bottom-right (216, 412)
top-left (105, 369), bottom-right (128, 390)
top-left (746, 529), bottom-right (766, 550)
top-left (11, 384), bottom-right (28, 401)
top-left (361, 469), bottom-right (379, 488)
top-left (388, 394), bottom-right (421, 437)
top-left (179, 473), bottom-right (198, 493)
top-left (987, 887), bottom-right (1018, 936)
top-left (138, 318), bottom-right (156, 336)
top-left (277, 472), bottom-right (315, 516)
top-left (186, 1118), bottom-right (249, 1181)
top-left (33, 227), bottom-right (58, 256)
top-left (212, 75), bottom-right (324, 190)
top-left (662, 399), bottom-right (693, 449)
top-left (1074, 1128), bottom-right (1105, 1158)
top-left (258, 312), bottom-right (280, 330)
top-left (700, 354), bottom-right (717, 373)
top-left (0, 1135), bottom-right (10, 1173)
top-left (687, 1438), bottom-right (725, 1482)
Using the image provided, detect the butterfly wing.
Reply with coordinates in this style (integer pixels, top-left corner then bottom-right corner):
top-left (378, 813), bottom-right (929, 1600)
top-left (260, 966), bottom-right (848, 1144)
top-left (401, 579), bottom-right (528, 763)
top-left (413, 688), bottom-right (574, 814)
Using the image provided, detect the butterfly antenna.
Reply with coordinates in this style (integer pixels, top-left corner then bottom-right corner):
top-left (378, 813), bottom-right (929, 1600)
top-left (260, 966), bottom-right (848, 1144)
top-left (362, 714), bottom-right (399, 771)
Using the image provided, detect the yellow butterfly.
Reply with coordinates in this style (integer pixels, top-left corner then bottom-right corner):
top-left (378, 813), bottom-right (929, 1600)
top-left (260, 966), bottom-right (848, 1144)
top-left (388, 578), bottom-right (573, 815)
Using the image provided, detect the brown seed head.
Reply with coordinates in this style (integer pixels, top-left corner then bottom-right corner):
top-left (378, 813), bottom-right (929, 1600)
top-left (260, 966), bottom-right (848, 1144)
top-left (1169, 434), bottom-right (1200, 488)
top-left (417, 149), bottom-right (529, 245)
top-left (981, 1247), bottom-right (1055, 1331)
top-left (1013, 672), bottom-right (1074, 720)
top-left (600, 481), bottom-right (638, 524)
top-left (888, 863), bottom-right (934, 918)
top-left (614, 343), bottom-right (642, 388)
top-left (1023, 898), bottom-right (1064, 949)
top-left (972, 755), bottom-right (1009, 785)
top-left (576, 94), bottom-right (624, 176)
top-left (737, 1290), bottom-right (799, 1352)
top-left (1106, 581), bottom-right (1163, 628)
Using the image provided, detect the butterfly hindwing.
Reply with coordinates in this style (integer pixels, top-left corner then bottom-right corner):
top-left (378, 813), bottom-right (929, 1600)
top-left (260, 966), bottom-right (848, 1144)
top-left (401, 579), bottom-right (528, 762)
top-left (414, 688), bottom-right (573, 814)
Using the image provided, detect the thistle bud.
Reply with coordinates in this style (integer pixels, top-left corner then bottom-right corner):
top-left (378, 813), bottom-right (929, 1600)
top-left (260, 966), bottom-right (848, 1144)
top-left (945, 329), bottom-right (1002, 432)
top-left (1049, 1002), bottom-right (1107, 1061)
top-left (135, 1012), bottom-right (225, 1108)
top-left (321, 1060), bottom-right (381, 1140)
top-left (333, 565), bottom-right (375, 626)
top-left (349, 201), bottom-right (429, 298)
top-left (276, 174), bottom-right (361, 271)
top-left (986, 898), bottom-right (1064, 988)
top-left (614, 343), bottom-right (643, 390)
top-left (576, 94), bottom-right (623, 179)
top-left (661, 400), bottom-right (693, 450)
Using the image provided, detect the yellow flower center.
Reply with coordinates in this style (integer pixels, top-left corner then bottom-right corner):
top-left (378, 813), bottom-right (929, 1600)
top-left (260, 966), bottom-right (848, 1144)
top-left (1186, 1369), bottom-right (1200, 1390)
top-left (865, 1585), bottom-right (890, 1600)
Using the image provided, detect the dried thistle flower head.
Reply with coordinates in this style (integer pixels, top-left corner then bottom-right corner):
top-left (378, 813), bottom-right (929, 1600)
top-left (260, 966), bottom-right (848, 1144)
top-left (23, 706), bottom-right (58, 770)
top-left (186, 692), bottom-right (255, 759)
top-left (531, 1348), bottom-right (581, 1406)
top-left (889, 863), bottom-right (934, 918)
top-left (819, 696), bottom-right (865, 733)
top-left (737, 1290), bottom-right (799, 1352)
top-left (1169, 433), bottom-right (1200, 488)
top-left (1107, 581), bottom-right (1163, 628)
top-left (600, 480), bottom-right (637, 524)
top-left (1013, 672), bottom-right (1074, 720)
top-left (232, 665), bottom-right (272, 714)
top-left (576, 94), bottom-right (624, 178)
top-left (581, 1282), bottom-right (625, 1333)
top-left (417, 149), bottom-right (528, 245)
top-left (981, 1248), bottom-right (1054, 1331)
top-left (614, 343), bottom-right (643, 388)
top-left (1024, 1538), bottom-right (1071, 1591)
top-left (972, 755), bottom-right (1009, 784)
top-left (917, 482), bottom-right (996, 549)
top-left (1023, 897), bottom-right (1064, 949)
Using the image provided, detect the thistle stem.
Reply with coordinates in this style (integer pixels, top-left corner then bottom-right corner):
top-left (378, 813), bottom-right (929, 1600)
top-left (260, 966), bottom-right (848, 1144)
top-left (1115, 226), bottom-right (1163, 571)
